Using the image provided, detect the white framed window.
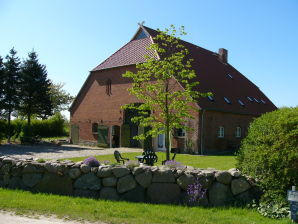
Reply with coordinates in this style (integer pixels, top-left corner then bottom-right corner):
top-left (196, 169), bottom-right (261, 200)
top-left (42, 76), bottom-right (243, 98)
top-left (218, 126), bottom-right (224, 138)
top-left (175, 128), bottom-right (186, 137)
top-left (224, 97), bottom-right (231, 104)
top-left (235, 126), bottom-right (241, 138)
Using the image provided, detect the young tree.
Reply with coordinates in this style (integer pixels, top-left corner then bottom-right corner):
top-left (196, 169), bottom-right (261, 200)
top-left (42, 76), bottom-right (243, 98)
top-left (122, 25), bottom-right (206, 161)
top-left (3, 48), bottom-right (21, 142)
top-left (49, 82), bottom-right (74, 113)
top-left (19, 51), bottom-right (52, 126)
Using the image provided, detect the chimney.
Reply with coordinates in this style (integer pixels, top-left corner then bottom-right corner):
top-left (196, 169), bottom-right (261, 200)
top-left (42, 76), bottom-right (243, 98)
top-left (218, 48), bottom-right (228, 63)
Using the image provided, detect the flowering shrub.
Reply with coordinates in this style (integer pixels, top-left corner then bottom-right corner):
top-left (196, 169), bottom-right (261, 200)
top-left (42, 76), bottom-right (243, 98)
top-left (164, 160), bottom-right (185, 169)
top-left (187, 178), bottom-right (207, 203)
top-left (83, 157), bottom-right (100, 167)
top-left (125, 160), bottom-right (140, 169)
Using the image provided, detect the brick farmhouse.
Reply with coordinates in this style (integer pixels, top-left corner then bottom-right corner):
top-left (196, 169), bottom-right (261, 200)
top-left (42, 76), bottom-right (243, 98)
top-left (69, 25), bottom-right (276, 154)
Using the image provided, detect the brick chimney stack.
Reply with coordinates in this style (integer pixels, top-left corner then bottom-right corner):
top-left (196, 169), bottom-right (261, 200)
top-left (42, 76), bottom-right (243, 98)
top-left (218, 48), bottom-right (228, 63)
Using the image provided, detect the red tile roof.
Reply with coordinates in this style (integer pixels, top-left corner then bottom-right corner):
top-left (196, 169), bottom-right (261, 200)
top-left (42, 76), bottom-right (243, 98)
top-left (88, 26), bottom-right (277, 115)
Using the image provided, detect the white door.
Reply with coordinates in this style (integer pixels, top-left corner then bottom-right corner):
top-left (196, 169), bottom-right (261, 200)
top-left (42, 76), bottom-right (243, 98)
top-left (157, 133), bottom-right (166, 151)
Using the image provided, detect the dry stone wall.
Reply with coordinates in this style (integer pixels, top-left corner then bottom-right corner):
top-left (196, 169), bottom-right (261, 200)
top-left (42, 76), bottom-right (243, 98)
top-left (0, 156), bottom-right (260, 206)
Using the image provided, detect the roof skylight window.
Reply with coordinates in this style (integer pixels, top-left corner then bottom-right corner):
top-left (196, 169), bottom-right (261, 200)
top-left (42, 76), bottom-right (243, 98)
top-left (254, 98), bottom-right (260, 103)
top-left (224, 97), bottom-right (231, 104)
top-left (208, 95), bottom-right (214, 101)
top-left (260, 99), bottom-right (266, 104)
top-left (238, 99), bottom-right (245, 106)
top-left (247, 96), bottom-right (254, 102)
top-left (227, 74), bottom-right (233, 79)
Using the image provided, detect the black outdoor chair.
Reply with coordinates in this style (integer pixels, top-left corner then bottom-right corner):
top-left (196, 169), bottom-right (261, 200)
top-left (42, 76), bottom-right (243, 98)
top-left (162, 153), bottom-right (177, 165)
top-left (141, 150), bottom-right (158, 166)
top-left (114, 150), bottom-right (129, 164)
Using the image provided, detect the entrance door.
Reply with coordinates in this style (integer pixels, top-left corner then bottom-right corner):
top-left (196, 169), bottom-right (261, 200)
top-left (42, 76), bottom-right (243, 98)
top-left (71, 125), bottom-right (79, 144)
top-left (157, 133), bottom-right (166, 151)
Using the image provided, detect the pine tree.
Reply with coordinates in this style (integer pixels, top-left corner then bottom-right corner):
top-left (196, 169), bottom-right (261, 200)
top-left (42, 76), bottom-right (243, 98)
top-left (19, 51), bottom-right (53, 127)
top-left (3, 48), bottom-right (21, 142)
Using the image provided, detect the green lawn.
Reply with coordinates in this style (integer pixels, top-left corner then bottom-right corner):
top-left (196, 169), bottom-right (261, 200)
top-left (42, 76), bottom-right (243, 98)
top-left (0, 188), bottom-right (290, 224)
top-left (66, 152), bottom-right (236, 170)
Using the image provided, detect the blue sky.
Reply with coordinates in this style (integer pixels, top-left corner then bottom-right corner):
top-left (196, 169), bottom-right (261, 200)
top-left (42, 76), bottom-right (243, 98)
top-left (1, 0), bottom-right (297, 114)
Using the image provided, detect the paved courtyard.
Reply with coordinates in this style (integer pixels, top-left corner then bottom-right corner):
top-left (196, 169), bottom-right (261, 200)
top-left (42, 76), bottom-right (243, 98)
top-left (0, 144), bottom-right (142, 160)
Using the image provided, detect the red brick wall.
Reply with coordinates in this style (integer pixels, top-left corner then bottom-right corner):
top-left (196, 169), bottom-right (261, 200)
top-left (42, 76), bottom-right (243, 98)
top-left (200, 110), bottom-right (255, 153)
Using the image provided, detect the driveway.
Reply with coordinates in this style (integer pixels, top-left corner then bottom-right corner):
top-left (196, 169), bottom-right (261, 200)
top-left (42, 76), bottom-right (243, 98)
top-left (0, 210), bottom-right (105, 224)
top-left (0, 144), bottom-right (142, 160)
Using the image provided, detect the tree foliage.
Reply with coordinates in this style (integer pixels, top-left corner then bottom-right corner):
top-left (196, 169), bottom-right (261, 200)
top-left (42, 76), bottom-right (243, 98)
top-left (49, 82), bottom-right (74, 113)
top-left (122, 25), bottom-right (206, 160)
top-left (236, 107), bottom-right (298, 202)
top-left (2, 48), bottom-right (21, 141)
top-left (19, 51), bottom-right (53, 125)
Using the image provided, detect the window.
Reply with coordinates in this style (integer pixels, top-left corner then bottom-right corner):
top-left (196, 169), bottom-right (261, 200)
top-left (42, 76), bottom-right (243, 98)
top-left (247, 96), bottom-right (254, 102)
top-left (208, 95), bottom-right (214, 101)
top-left (92, 123), bottom-right (98, 133)
top-left (227, 74), bottom-right (233, 79)
top-left (235, 126), bottom-right (241, 138)
top-left (106, 79), bottom-right (112, 96)
top-left (218, 126), bottom-right (224, 138)
top-left (175, 128), bottom-right (186, 137)
top-left (238, 99), bottom-right (245, 106)
top-left (260, 99), bottom-right (266, 104)
top-left (254, 98), bottom-right (260, 103)
top-left (224, 97), bottom-right (231, 104)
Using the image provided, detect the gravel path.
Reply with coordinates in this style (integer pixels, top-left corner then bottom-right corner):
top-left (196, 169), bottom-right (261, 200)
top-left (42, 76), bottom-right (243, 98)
top-left (0, 144), bottom-right (142, 160)
top-left (0, 210), bottom-right (106, 224)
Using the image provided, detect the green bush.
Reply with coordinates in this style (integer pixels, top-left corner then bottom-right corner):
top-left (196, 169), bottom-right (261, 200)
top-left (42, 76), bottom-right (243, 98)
top-left (236, 107), bottom-right (298, 203)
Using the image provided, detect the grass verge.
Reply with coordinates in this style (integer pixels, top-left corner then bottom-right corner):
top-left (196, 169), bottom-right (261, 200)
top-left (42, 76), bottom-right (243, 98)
top-left (66, 152), bottom-right (236, 170)
top-left (0, 188), bottom-right (290, 224)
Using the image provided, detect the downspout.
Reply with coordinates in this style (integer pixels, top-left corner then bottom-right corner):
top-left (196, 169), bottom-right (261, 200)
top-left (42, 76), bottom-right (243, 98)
top-left (200, 109), bottom-right (206, 155)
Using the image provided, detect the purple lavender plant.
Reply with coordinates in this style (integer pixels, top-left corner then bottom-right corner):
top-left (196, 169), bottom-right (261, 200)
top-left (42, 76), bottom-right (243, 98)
top-left (83, 157), bottom-right (100, 167)
top-left (164, 160), bottom-right (185, 169)
top-left (187, 178), bottom-right (207, 203)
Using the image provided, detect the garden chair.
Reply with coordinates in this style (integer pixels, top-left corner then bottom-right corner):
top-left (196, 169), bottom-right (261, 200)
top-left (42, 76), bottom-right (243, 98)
top-left (114, 150), bottom-right (129, 164)
top-left (162, 153), bottom-right (177, 165)
top-left (141, 150), bottom-right (158, 166)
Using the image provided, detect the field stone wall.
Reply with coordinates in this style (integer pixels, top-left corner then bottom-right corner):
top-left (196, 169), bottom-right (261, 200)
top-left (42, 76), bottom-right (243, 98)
top-left (0, 156), bottom-right (260, 206)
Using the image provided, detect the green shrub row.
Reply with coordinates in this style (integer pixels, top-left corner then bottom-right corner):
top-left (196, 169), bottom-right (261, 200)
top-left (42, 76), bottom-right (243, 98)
top-left (0, 113), bottom-right (69, 140)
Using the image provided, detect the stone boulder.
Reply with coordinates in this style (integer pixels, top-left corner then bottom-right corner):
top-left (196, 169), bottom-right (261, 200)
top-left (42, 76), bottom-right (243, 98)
top-left (112, 167), bottom-right (130, 178)
top-left (120, 185), bottom-right (145, 202)
top-left (22, 164), bottom-right (37, 173)
top-left (0, 164), bottom-right (11, 174)
top-left (100, 187), bottom-right (119, 200)
top-left (80, 164), bottom-right (91, 173)
top-left (147, 183), bottom-right (181, 204)
top-left (22, 173), bottom-right (43, 187)
top-left (215, 171), bottom-right (232, 185)
top-left (74, 173), bottom-right (101, 190)
top-left (45, 163), bottom-right (62, 173)
top-left (228, 168), bottom-right (241, 177)
top-left (102, 176), bottom-right (117, 187)
top-left (177, 174), bottom-right (195, 190)
top-left (209, 182), bottom-right (233, 206)
top-left (135, 170), bottom-right (152, 188)
top-left (34, 173), bottom-right (73, 195)
top-left (117, 174), bottom-right (136, 193)
top-left (68, 168), bottom-right (81, 179)
top-left (97, 166), bottom-right (113, 178)
top-left (231, 177), bottom-right (251, 195)
top-left (152, 169), bottom-right (175, 183)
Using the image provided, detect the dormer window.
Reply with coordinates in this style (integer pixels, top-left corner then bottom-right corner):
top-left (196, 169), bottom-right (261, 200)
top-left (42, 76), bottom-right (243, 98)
top-left (227, 74), bottom-right (233, 79)
top-left (260, 99), bottom-right (266, 104)
top-left (254, 98), bottom-right (260, 103)
top-left (208, 95), bottom-right (214, 101)
top-left (224, 97), bottom-right (231, 104)
top-left (106, 79), bottom-right (112, 96)
top-left (247, 96), bottom-right (254, 102)
top-left (238, 99), bottom-right (245, 106)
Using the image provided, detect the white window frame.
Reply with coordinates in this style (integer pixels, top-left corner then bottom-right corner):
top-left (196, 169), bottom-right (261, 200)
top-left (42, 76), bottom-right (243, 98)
top-left (218, 126), bottom-right (224, 138)
top-left (235, 126), bottom-right (241, 138)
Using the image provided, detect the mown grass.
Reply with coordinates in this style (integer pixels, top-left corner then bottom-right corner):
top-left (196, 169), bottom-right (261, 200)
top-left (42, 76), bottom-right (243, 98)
top-left (66, 152), bottom-right (236, 170)
top-left (0, 188), bottom-right (290, 224)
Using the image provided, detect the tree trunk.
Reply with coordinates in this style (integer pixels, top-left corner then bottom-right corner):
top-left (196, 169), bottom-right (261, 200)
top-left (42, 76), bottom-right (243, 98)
top-left (165, 123), bottom-right (170, 161)
top-left (7, 111), bottom-right (11, 143)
